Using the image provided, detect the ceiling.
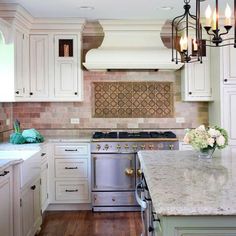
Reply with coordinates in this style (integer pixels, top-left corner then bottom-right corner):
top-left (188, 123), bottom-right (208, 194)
top-left (0, 0), bottom-right (234, 20)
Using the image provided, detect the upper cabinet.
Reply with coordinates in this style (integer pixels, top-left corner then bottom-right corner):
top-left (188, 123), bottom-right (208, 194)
top-left (29, 34), bottom-right (49, 98)
top-left (54, 34), bottom-right (82, 100)
top-left (222, 40), bottom-right (236, 85)
top-left (181, 48), bottom-right (212, 102)
top-left (0, 5), bottom-right (85, 102)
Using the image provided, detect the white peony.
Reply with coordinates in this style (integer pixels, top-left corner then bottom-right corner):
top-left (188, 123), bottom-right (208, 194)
top-left (196, 125), bottom-right (206, 131)
top-left (183, 133), bottom-right (190, 144)
top-left (208, 128), bottom-right (221, 138)
top-left (207, 137), bottom-right (215, 147)
top-left (216, 135), bottom-right (225, 147)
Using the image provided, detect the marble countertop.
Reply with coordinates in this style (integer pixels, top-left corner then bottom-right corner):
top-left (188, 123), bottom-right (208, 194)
top-left (138, 149), bottom-right (236, 216)
top-left (45, 135), bottom-right (91, 142)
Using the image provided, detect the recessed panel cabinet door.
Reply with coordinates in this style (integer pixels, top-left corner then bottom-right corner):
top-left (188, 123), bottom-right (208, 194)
top-left (223, 87), bottom-right (236, 145)
top-left (0, 168), bottom-right (13, 236)
top-left (29, 35), bottom-right (49, 98)
top-left (54, 35), bottom-right (79, 98)
top-left (223, 41), bottom-right (236, 85)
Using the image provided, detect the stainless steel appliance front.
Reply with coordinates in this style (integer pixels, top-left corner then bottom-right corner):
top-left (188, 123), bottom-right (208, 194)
top-left (92, 153), bottom-right (139, 211)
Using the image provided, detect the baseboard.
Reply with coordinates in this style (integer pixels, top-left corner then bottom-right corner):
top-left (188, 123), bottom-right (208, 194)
top-left (46, 203), bottom-right (92, 211)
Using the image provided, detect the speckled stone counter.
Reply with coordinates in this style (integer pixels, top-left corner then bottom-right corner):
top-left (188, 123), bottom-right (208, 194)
top-left (138, 148), bottom-right (236, 216)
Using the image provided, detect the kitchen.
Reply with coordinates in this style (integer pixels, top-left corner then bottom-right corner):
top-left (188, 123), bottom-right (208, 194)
top-left (0, 0), bottom-right (236, 235)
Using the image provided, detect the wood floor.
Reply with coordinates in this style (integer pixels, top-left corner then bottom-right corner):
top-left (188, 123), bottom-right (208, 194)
top-left (39, 211), bottom-right (142, 236)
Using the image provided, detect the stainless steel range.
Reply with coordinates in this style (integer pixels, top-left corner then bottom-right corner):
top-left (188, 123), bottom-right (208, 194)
top-left (91, 131), bottom-right (179, 212)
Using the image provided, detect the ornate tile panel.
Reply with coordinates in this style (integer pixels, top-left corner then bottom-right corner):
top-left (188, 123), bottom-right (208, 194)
top-left (93, 82), bottom-right (174, 118)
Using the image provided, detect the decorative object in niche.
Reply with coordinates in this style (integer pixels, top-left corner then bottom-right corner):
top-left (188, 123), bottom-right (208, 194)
top-left (93, 82), bottom-right (174, 118)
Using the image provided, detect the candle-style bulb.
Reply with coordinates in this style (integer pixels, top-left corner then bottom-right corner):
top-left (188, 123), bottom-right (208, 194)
top-left (225, 3), bottom-right (232, 26)
top-left (205, 5), bottom-right (212, 27)
top-left (212, 8), bottom-right (217, 30)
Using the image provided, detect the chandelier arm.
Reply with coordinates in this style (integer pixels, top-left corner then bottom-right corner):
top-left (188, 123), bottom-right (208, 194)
top-left (205, 31), bottom-right (217, 37)
top-left (205, 43), bottom-right (236, 47)
top-left (219, 30), bottom-right (231, 38)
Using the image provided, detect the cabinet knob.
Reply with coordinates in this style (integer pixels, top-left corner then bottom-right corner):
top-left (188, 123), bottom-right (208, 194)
top-left (15, 91), bottom-right (19, 94)
top-left (224, 79), bottom-right (228, 82)
top-left (74, 92), bottom-right (78, 95)
top-left (189, 92), bottom-right (192, 95)
top-left (31, 185), bottom-right (36, 190)
top-left (30, 92), bottom-right (33, 95)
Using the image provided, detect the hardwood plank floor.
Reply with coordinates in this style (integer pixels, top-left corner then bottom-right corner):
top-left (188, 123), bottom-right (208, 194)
top-left (39, 211), bottom-right (142, 236)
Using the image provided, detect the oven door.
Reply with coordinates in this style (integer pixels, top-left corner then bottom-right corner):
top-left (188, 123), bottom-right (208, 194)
top-left (92, 153), bottom-right (136, 191)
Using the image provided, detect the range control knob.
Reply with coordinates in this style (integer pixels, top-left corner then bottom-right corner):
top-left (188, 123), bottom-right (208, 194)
top-left (96, 144), bottom-right (101, 151)
top-left (132, 144), bottom-right (138, 151)
top-left (104, 144), bottom-right (109, 150)
top-left (149, 144), bottom-right (154, 150)
top-left (140, 144), bottom-right (146, 150)
top-left (169, 144), bottom-right (174, 150)
top-left (124, 144), bottom-right (129, 150)
top-left (116, 144), bottom-right (121, 150)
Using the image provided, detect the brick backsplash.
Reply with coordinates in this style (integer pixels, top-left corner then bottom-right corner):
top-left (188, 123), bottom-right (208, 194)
top-left (9, 70), bottom-right (208, 131)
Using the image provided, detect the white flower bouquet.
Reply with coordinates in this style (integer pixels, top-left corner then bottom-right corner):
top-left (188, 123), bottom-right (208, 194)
top-left (183, 125), bottom-right (228, 157)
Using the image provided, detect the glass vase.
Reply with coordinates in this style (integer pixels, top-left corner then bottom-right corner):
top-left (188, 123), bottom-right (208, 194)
top-left (198, 148), bottom-right (215, 159)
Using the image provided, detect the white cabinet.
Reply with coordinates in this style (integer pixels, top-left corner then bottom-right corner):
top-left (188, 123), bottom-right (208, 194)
top-left (13, 151), bottom-right (42, 236)
top-left (29, 35), bottom-right (49, 98)
top-left (54, 35), bottom-right (82, 99)
top-left (0, 166), bottom-right (13, 236)
top-left (50, 143), bottom-right (91, 204)
top-left (21, 178), bottom-right (41, 236)
top-left (40, 148), bottom-right (49, 213)
top-left (209, 47), bottom-right (236, 146)
top-left (181, 56), bottom-right (212, 101)
top-left (222, 42), bottom-right (236, 85)
top-left (222, 87), bottom-right (236, 145)
top-left (14, 29), bottom-right (29, 99)
top-left (0, 24), bottom-right (29, 101)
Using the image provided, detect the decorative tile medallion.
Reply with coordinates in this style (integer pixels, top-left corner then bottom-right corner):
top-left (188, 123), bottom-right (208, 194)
top-left (93, 82), bottom-right (174, 118)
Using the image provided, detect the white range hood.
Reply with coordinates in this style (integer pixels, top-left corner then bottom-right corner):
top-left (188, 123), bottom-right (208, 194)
top-left (83, 20), bottom-right (183, 71)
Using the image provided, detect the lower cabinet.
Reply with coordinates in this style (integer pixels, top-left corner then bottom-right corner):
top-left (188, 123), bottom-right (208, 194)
top-left (0, 166), bottom-right (13, 236)
top-left (50, 143), bottom-right (91, 204)
top-left (21, 178), bottom-right (42, 236)
top-left (40, 147), bottom-right (49, 213)
top-left (223, 86), bottom-right (236, 146)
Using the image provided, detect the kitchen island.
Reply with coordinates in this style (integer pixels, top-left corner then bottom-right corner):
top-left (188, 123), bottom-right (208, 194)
top-left (138, 148), bottom-right (236, 235)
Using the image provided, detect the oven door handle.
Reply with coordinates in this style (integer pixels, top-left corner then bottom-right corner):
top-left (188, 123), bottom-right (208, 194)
top-left (135, 182), bottom-right (147, 209)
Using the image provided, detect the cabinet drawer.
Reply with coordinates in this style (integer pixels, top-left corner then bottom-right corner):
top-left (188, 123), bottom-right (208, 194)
top-left (55, 181), bottom-right (89, 201)
top-left (54, 144), bottom-right (89, 156)
top-left (92, 192), bottom-right (137, 206)
top-left (55, 159), bottom-right (88, 178)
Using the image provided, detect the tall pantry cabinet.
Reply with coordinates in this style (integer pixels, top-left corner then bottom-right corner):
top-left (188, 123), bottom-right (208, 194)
top-left (209, 43), bottom-right (236, 146)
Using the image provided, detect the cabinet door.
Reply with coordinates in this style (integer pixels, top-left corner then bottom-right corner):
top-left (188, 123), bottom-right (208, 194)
top-left (0, 168), bottom-right (13, 236)
top-left (222, 42), bottom-right (236, 85)
top-left (14, 30), bottom-right (25, 97)
top-left (41, 162), bottom-right (48, 213)
top-left (182, 59), bottom-right (212, 101)
top-left (21, 184), bottom-right (34, 236)
top-left (223, 87), bottom-right (236, 145)
top-left (21, 178), bottom-right (41, 236)
top-left (29, 35), bottom-right (49, 98)
top-left (54, 35), bottom-right (79, 98)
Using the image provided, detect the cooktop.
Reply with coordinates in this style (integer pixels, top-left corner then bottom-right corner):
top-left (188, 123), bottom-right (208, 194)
top-left (92, 131), bottom-right (177, 139)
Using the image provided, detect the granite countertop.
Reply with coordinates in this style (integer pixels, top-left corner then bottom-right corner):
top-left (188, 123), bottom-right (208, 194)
top-left (138, 149), bottom-right (236, 216)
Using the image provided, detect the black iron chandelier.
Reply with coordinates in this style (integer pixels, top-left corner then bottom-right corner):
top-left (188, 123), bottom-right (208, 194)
top-left (172, 0), bottom-right (236, 64)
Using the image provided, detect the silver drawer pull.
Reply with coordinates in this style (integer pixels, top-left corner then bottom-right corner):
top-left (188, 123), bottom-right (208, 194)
top-left (65, 149), bottom-right (78, 152)
top-left (65, 189), bottom-right (78, 192)
top-left (65, 167), bottom-right (78, 170)
top-left (0, 171), bottom-right (9, 177)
